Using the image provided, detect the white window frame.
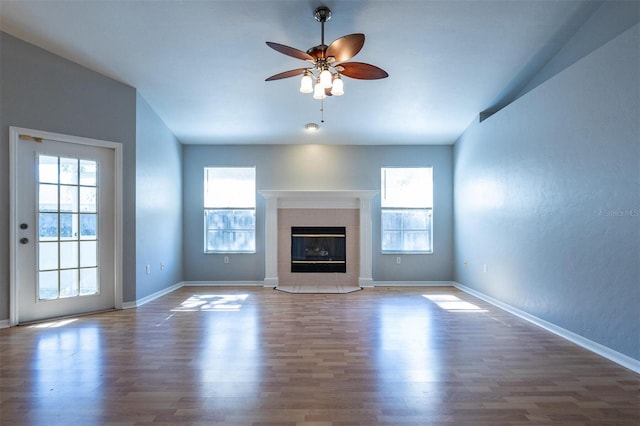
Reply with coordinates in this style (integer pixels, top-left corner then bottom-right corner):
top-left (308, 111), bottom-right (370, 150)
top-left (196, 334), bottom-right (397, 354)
top-left (381, 167), bottom-right (433, 254)
top-left (203, 166), bottom-right (256, 254)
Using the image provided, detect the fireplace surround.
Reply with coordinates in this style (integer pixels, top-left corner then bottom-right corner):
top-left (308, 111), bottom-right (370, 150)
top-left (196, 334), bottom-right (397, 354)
top-left (258, 190), bottom-right (378, 288)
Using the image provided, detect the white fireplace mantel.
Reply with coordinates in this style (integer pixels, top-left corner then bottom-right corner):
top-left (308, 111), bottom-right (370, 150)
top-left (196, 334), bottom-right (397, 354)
top-left (258, 190), bottom-right (378, 288)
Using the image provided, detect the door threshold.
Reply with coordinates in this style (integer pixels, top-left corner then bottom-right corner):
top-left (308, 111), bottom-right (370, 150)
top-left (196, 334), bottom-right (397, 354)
top-left (18, 308), bottom-right (117, 326)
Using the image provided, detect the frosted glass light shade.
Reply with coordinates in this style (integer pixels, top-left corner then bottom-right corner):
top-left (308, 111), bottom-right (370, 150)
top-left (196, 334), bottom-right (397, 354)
top-left (313, 82), bottom-right (326, 99)
top-left (330, 76), bottom-right (344, 96)
top-left (300, 73), bottom-right (313, 93)
top-left (320, 69), bottom-right (333, 88)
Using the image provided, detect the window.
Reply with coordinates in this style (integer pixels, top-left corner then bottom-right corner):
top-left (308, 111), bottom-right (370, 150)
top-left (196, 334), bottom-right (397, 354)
top-left (204, 167), bottom-right (256, 253)
top-left (381, 167), bottom-right (433, 253)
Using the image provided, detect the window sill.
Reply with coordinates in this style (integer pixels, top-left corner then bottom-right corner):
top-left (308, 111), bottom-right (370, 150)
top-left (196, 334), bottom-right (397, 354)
top-left (204, 251), bottom-right (256, 255)
top-left (381, 251), bottom-right (433, 255)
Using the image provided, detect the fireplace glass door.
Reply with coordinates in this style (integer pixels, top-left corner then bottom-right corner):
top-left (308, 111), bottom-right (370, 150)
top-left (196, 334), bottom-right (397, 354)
top-left (291, 227), bottom-right (346, 273)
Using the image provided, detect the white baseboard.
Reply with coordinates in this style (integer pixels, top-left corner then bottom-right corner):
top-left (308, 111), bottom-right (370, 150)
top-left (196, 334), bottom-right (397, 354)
top-left (374, 280), bottom-right (455, 287)
top-left (0, 319), bottom-right (10, 329)
top-left (122, 282), bottom-right (184, 309)
top-left (183, 281), bottom-right (264, 287)
top-left (453, 282), bottom-right (640, 374)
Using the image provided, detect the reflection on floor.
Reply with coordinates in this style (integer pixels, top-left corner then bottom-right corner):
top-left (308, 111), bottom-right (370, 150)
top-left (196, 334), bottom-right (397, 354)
top-left (1, 286), bottom-right (638, 425)
top-left (275, 284), bottom-right (362, 294)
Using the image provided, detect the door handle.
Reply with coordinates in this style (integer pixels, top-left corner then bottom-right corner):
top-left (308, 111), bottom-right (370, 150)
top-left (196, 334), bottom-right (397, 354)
top-left (20, 238), bottom-right (29, 245)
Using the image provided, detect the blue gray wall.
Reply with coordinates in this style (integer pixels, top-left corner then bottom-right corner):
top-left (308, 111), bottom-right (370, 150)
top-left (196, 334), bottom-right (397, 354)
top-left (135, 93), bottom-right (183, 300)
top-left (453, 22), bottom-right (639, 360)
top-left (518, 1), bottom-right (640, 99)
top-left (0, 32), bottom-right (137, 318)
top-left (182, 145), bottom-right (453, 282)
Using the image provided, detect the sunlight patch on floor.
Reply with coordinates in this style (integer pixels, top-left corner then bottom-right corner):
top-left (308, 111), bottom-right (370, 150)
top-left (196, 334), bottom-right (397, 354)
top-left (29, 318), bottom-right (78, 328)
top-left (423, 294), bottom-right (488, 312)
top-left (172, 294), bottom-right (249, 312)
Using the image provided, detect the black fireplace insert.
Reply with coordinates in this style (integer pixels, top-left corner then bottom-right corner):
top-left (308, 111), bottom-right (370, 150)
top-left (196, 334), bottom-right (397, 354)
top-left (291, 226), bottom-right (346, 273)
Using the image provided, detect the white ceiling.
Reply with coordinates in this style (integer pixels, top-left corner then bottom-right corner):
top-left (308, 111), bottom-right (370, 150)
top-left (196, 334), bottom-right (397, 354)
top-left (0, 0), bottom-right (592, 145)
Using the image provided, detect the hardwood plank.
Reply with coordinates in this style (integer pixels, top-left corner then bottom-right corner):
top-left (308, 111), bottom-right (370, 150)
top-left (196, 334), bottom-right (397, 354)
top-left (0, 286), bottom-right (638, 425)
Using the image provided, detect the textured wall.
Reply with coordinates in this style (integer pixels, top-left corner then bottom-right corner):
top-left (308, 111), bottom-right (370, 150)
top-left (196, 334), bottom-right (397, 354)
top-left (135, 93), bottom-right (183, 300)
top-left (454, 25), bottom-right (639, 360)
top-left (182, 144), bottom-right (453, 282)
top-left (0, 32), bottom-right (137, 318)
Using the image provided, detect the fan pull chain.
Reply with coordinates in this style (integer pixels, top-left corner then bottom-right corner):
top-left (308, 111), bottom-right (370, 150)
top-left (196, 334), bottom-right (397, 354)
top-left (320, 99), bottom-right (325, 123)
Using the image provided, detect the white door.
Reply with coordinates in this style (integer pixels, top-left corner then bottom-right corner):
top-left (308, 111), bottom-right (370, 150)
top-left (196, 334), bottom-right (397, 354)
top-left (11, 128), bottom-right (120, 324)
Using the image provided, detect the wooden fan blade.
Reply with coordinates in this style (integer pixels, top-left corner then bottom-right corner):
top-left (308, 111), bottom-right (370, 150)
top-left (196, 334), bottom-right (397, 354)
top-left (265, 68), bottom-right (308, 81)
top-left (266, 42), bottom-right (314, 61)
top-left (326, 33), bottom-right (365, 62)
top-left (338, 62), bottom-right (389, 80)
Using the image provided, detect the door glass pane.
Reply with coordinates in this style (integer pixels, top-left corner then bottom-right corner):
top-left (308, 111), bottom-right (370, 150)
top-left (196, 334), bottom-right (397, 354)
top-left (80, 214), bottom-right (97, 239)
top-left (60, 185), bottom-right (78, 212)
top-left (39, 271), bottom-right (59, 300)
top-left (80, 187), bottom-right (96, 212)
top-left (39, 184), bottom-right (58, 211)
top-left (60, 241), bottom-right (78, 269)
top-left (80, 268), bottom-right (98, 295)
top-left (79, 160), bottom-right (96, 186)
top-left (39, 213), bottom-right (59, 241)
top-left (39, 156), bottom-right (59, 184)
top-left (59, 157), bottom-right (78, 185)
top-left (59, 214), bottom-right (77, 240)
top-left (80, 241), bottom-right (97, 267)
top-left (60, 269), bottom-right (79, 298)
top-left (39, 242), bottom-right (58, 270)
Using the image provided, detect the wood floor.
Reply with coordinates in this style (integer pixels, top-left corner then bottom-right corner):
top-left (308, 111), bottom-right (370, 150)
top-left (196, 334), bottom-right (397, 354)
top-left (1, 286), bottom-right (638, 425)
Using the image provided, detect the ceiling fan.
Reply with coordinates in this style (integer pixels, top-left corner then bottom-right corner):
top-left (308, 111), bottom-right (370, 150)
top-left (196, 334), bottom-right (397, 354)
top-left (265, 6), bottom-right (388, 99)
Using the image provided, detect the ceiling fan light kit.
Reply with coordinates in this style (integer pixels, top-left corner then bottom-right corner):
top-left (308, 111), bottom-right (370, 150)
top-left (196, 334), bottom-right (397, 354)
top-left (266, 5), bottom-right (388, 103)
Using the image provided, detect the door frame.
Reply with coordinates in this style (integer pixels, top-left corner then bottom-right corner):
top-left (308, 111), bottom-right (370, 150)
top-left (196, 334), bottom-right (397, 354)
top-left (9, 126), bottom-right (123, 325)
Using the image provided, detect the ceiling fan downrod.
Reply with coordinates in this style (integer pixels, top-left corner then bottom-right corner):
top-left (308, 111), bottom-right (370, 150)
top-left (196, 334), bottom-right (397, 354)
top-left (314, 6), bottom-right (332, 48)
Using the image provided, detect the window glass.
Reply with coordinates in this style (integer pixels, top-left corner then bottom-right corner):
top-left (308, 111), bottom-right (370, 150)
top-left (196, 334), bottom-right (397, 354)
top-left (381, 167), bottom-right (433, 253)
top-left (382, 167), bottom-right (432, 208)
top-left (204, 167), bottom-right (256, 253)
top-left (204, 167), bottom-right (255, 208)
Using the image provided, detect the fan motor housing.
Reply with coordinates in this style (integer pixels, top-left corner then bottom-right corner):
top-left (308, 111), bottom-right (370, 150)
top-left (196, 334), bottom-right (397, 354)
top-left (307, 44), bottom-right (328, 59)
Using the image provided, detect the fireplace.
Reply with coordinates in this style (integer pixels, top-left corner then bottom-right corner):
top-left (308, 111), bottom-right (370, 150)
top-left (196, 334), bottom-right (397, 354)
top-left (258, 190), bottom-right (378, 287)
top-left (291, 227), bottom-right (346, 273)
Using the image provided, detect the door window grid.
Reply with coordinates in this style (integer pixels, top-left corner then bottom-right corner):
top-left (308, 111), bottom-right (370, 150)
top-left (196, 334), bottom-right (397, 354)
top-left (37, 155), bottom-right (99, 300)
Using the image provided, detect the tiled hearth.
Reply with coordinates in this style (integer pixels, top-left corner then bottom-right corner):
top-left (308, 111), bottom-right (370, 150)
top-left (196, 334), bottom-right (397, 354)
top-left (275, 284), bottom-right (363, 294)
top-left (258, 190), bottom-right (377, 288)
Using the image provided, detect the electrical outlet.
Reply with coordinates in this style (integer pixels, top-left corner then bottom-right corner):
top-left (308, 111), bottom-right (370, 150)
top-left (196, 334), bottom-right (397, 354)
top-left (396, 256), bottom-right (401, 265)
top-left (224, 256), bottom-right (229, 264)
top-left (145, 264), bottom-right (151, 274)
top-left (483, 263), bottom-right (488, 273)
top-left (464, 260), bottom-right (468, 268)
top-left (160, 262), bottom-right (165, 271)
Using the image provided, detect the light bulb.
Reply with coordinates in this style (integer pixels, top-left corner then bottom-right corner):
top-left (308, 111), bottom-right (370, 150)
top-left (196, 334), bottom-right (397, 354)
top-left (305, 123), bottom-right (319, 132)
top-left (320, 69), bottom-right (333, 88)
top-left (313, 80), bottom-right (326, 99)
top-left (299, 72), bottom-right (313, 93)
top-left (330, 76), bottom-right (344, 96)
